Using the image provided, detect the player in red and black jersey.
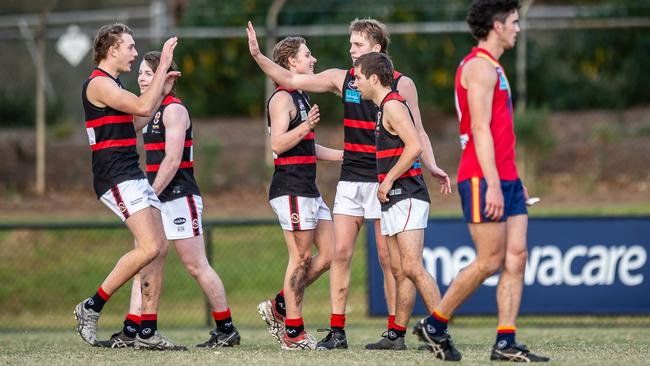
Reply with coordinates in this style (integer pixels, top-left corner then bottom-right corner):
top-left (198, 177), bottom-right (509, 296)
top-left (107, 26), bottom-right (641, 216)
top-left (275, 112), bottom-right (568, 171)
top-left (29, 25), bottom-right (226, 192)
top-left (353, 52), bottom-right (443, 351)
top-left (247, 18), bottom-right (451, 350)
top-left (258, 37), bottom-right (342, 350)
top-left (74, 23), bottom-right (185, 350)
top-left (413, 1), bottom-right (548, 362)
top-left (95, 52), bottom-right (240, 350)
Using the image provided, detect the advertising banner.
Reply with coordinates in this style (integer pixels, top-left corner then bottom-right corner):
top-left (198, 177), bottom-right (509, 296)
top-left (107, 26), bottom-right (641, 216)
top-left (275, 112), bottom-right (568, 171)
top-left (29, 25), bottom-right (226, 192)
top-left (367, 217), bottom-right (649, 315)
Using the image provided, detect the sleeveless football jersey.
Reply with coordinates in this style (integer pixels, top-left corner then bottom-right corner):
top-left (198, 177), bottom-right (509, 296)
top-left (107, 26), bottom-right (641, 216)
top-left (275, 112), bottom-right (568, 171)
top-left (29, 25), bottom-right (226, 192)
top-left (376, 91), bottom-right (430, 211)
top-left (82, 68), bottom-right (144, 198)
top-left (455, 47), bottom-right (518, 182)
top-left (266, 87), bottom-right (319, 200)
top-left (340, 68), bottom-right (402, 182)
top-left (143, 95), bottom-right (201, 202)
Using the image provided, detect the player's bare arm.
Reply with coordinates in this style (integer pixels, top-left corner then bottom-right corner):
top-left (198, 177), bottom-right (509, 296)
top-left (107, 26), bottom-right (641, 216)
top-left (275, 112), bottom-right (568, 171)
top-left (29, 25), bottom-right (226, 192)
top-left (315, 144), bottom-right (343, 162)
top-left (377, 101), bottom-right (423, 203)
top-left (464, 57), bottom-right (503, 221)
top-left (150, 103), bottom-right (189, 195)
top-left (269, 92), bottom-right (319, 155)
top-left (398, 76), bottom-right (452, 195)
top-left (89, 37), bottom-right (180, 116)
top-left (246, 21), bottom-right (345, 95)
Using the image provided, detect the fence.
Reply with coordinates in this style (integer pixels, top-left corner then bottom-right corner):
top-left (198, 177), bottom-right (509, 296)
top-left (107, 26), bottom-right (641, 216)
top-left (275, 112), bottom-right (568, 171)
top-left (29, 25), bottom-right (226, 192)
top-left (0, 219), bottom-right (367, 330)
top-left (1, 219), bottom-right (648, 332)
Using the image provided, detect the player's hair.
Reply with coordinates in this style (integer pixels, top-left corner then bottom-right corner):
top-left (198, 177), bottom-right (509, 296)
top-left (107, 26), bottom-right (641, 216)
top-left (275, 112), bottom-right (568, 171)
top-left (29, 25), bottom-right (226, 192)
top-left (349, 18), bottom-right (390, 53)
top-left (467, 0), bottom-right (520, 41)
top-left (143, 51), bottom-right (179, 95)
top-left (272, 36), bottom-right (306, 70)
top-left (353, 52), bottom-right (394, 87)
top-left (93, 23), bottom-right (133, 65)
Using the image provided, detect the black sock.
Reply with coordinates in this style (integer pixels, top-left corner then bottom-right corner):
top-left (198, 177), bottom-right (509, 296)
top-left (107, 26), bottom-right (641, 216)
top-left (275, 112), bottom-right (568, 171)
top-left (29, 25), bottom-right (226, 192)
top-left (332, 326), bottom-right (345, 333)
top-left (139, 314), bottom-right (157, 339)
top-left (388, 327), bottom-right (406, 340)
top-left (275, 292), bottom-right (286, 317)
top-left (123, 315), bottom-right (140, 338)
top-left (216, 317), bottom-right (234, 334)
top-left (285, 318), bottom-right (304, 339)
top-left (84, 290), bottom-right (108, 312)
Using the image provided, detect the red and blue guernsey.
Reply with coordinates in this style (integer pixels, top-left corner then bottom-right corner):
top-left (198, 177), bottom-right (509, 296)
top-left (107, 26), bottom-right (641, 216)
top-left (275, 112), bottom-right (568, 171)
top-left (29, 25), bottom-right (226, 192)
top-left (82, 68), bottom-right (144, 198)
top-left (142, 95), bottom-right (201, 202)
top-left (375, 91), bottom-right (430, 211)
top-left (455, 47), bottom-right (519, 183)
top-left (266, 87), bottom-right (319, 200)
top-left (341, 67), bottom-right (402, 182)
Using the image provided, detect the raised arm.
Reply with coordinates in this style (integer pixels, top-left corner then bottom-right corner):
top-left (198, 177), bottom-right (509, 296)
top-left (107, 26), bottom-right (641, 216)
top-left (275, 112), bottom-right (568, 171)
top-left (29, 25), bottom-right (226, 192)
top-left (246, 21), bottom-right (346, 95)
top-left (465, 57), bottom-right (503, 220)
top-left (377, 101), bottom-right (423, 203)
top-left (269, 93), bottom-right (319, 155)
top-left (398, 76), bottom-right (451, 195)
top-left (149, 103), bottom-right (190, 195)
top-left (88, 37), bottom-right (180, 116)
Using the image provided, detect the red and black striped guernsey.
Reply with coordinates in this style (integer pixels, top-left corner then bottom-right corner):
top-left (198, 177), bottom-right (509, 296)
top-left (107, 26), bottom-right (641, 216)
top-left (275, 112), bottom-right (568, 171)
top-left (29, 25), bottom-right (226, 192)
top-left (375, 91), bottom-right (430, 211)
top-left (82, 68), bottom-right (145, 198)
top-left (266, 87), bottom-right (320, 200)
top-left (340, 67), bottom-right (402, 182)
top-left (142, 95), bottom-right (201, 202)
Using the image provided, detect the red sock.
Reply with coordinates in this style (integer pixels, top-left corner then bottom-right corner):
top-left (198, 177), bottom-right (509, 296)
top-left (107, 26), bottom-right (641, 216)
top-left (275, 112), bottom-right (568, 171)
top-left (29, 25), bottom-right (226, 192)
top-left (330, 313), bottom-right (345, 329)
top-left (387, 314), bottom-right (396, 329)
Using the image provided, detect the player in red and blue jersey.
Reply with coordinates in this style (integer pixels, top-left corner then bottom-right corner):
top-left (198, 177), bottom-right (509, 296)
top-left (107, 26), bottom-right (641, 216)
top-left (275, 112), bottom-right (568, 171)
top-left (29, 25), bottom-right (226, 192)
top-left (413, 1), bottom-right (549, 362)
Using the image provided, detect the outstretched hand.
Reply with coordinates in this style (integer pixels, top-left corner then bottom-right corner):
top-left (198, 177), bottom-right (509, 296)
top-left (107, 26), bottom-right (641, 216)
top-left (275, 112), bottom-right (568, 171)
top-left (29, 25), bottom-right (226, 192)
top-left (160, 37), bottom-right (178, 69)
top-left (246, 21), bottom-right (261, 58)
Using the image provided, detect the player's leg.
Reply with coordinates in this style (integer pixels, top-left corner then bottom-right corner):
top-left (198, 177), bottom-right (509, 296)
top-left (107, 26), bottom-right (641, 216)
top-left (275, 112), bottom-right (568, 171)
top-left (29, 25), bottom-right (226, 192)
top-left (95, 241), bottom-right (142, 348)
top-left (328, 214), bottom-right (363, 321)
top-left (365, 233), bottom-right (411, 350)
top-left (375, 219), bottom-right (397, 325)
top-left (491, 212), bottom-right (548, 362)
top-left (396, 228), bottom-right (440, 315)
top-left (281, 228), bottom-right (317, 349)
top-left (174, 234), bottom-right (241, 348)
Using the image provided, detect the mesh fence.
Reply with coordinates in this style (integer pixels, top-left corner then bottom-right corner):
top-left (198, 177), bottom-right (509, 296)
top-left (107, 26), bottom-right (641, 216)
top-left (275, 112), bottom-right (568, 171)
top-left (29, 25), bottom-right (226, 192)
top-left (0, 220), bottom-right (368, 330)
top-left (1, 220), bottom-right (648, 331)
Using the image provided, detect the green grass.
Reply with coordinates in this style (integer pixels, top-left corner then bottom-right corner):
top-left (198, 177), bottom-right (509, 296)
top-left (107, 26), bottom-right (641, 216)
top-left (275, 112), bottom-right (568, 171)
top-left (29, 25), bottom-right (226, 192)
top-left (1, 325), bottom-right (649, 365)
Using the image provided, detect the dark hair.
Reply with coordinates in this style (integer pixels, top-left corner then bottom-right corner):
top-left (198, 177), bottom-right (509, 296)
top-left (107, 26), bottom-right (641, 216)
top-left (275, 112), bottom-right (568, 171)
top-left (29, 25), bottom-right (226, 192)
top-left (93, 23), bottom-right (133, 65)
top-left (467, 0), bottom-right (520, 41)
top-left (272, 36), bottom-right (306, 70)
top-left (349, 18), bottom-right (390, 53)
top-left (353, 52), bottom-right (393, 87)
top-left (143, 51), bottom-right (179, 95)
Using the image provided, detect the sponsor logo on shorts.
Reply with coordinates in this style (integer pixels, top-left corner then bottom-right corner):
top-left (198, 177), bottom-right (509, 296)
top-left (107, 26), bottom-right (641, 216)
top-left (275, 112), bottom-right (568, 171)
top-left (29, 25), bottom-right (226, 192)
top-left (291, 213), bottom-right (300, 224)
top-left (130, 197), bottom-right (143, 205)
top-left (192, 218), bottom-right (199, 229)
top-left (174, 217), bottom-right (186, 225)
top-left (305, 217), bottom-right (317, 223)
top-left (177, 226), bottom-right (185, 232)
top-left (118, 202), bottom-right (127, 212)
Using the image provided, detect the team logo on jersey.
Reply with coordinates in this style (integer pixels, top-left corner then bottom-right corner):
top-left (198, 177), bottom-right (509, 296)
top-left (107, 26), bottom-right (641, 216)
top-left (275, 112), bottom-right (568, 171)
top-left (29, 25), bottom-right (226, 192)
top-left (174, 217), bottom-right (186, 225)
top-left (118, 202), bottom-right (127, 212)
top-left (291, 213), bottom-right (300, 224)
top-left (345, 88), bottom-right (361, 104)
top-left (192, 218), bottom-right (199, 230)
top-left (496, 67), bottom-right (510, 94)
top-left (153, 111), bottom-right (161, 125)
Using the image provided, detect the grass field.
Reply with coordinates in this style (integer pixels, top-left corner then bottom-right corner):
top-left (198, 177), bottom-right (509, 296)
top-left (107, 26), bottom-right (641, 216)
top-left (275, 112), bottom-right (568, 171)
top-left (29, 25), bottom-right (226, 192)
top-left (2, 324), bottom-right (649, 366)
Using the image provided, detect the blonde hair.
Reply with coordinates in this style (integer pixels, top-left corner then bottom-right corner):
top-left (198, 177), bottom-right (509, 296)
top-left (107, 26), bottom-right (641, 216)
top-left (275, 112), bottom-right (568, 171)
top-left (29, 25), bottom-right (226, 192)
top-left (349, 18), bottom-right (390, 53)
